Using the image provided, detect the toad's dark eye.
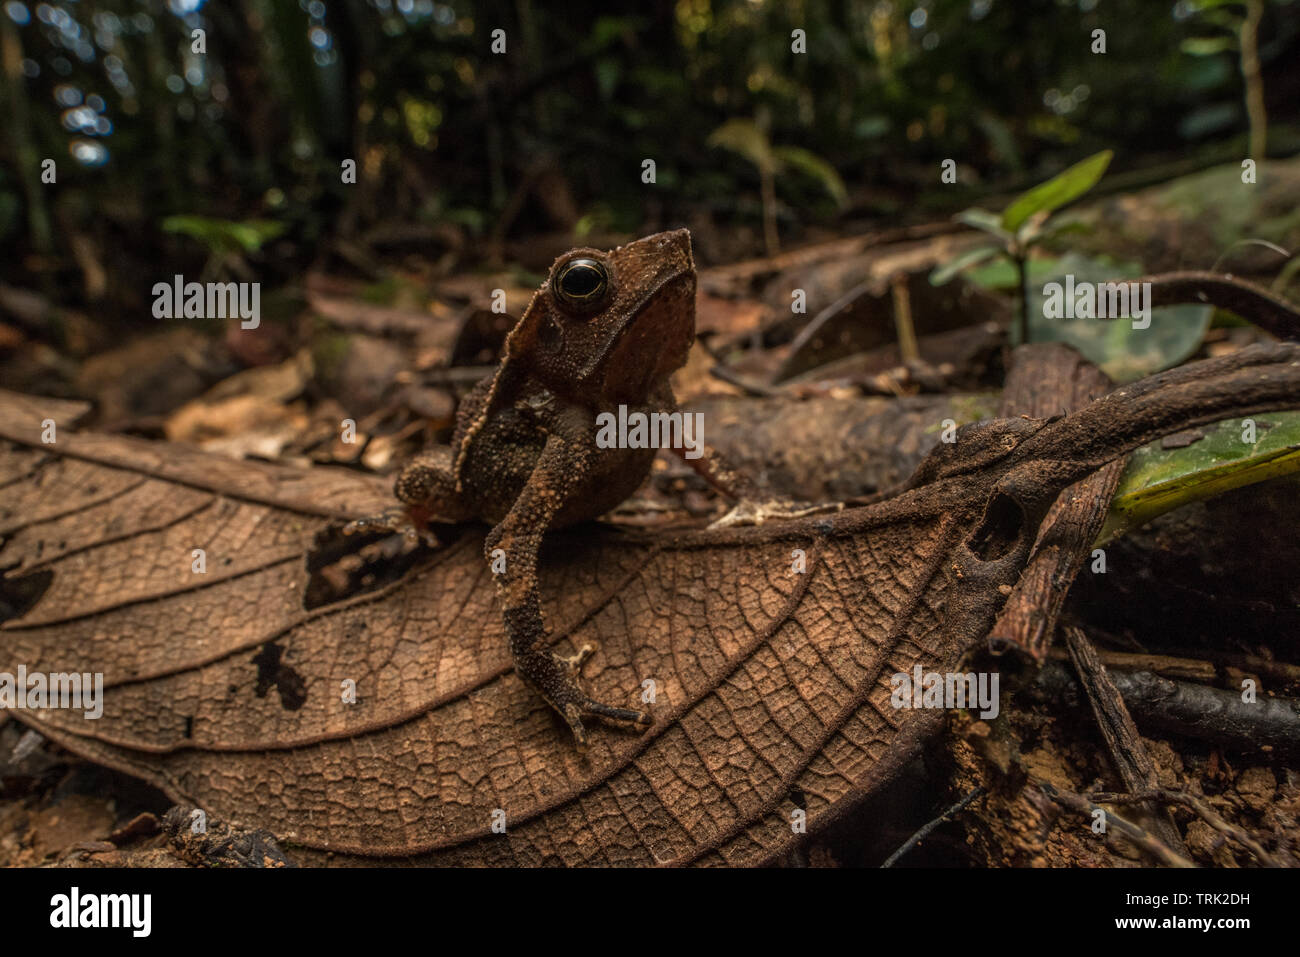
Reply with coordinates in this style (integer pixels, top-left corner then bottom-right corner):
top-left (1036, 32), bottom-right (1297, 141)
top-left (554, 258), bottom-right (609, 310)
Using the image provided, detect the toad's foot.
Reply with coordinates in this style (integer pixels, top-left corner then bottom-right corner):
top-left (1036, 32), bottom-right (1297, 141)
top-left (707, 498), bottom-right (843, 530)
top-left (343, 506), bottom-right (439, 547)
top-left (518, 643), bottom-right (651, 752)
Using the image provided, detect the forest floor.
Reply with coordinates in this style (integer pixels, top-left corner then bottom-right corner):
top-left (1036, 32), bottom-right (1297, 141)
top-left (2, 158), bottom-right (1299, 867)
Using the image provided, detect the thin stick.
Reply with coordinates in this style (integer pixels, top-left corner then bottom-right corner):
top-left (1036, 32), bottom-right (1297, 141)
top-left (1033, 660), bottom-right (1300, 756)
top-left (1089, 788), bottom-right (1280, 867)
top-left (1039, 783), bottom-right (1196, 868)
top-left (1240, 0), bottom-right (1267, 164)
top-left (1122, 272), bottom-right (1300, 340)
top-left (707, 363), bottom-right (782, 397)
top-left (1065, 626), bottom-right (1188, 855)
top-left (890, 271), bottom-right (920, 364)
top-left (1047, 646), bottom-right (1300, 687)
top-left (1016, 253), bottom-right (1031, 346)
top-left (881, 786), bottom-right (985, 868)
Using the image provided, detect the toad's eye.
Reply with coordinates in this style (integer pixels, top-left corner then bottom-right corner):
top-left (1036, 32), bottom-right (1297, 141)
top-left (554, 258), bottom-right (609, 311)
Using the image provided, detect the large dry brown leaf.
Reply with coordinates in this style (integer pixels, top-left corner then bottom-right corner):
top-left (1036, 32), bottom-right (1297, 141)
top-left (1, 343), bottom-right (1297, 866)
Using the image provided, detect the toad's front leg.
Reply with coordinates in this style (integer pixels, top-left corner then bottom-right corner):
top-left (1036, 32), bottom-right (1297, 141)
top-left (344, 445), bottom-right (473, 545)
top-left (487, 406), bottom-right (651, 750)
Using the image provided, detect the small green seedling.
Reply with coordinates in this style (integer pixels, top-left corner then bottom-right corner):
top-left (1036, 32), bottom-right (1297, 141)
top-left (932, 149), bottom-right (1112, 345)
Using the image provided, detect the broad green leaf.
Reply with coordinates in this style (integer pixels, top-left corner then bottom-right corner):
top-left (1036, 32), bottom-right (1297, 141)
top-left (1097, 412), bottom-right (1300, 545)
top-left (771, 146), bottom-right (848, 207)
top-left (1001, 149), bottom-right (1113, 233)
top-left (1027, 252), bottom-right (1212, 383)
top-left (1014, 216), bottom-right (1092, 256)
top-left (929, 243), bottom-right (1000, 285)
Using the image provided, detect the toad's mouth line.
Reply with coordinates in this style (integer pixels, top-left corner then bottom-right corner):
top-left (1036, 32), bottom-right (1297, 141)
top-left (577, 267), bottom-right (695, 384)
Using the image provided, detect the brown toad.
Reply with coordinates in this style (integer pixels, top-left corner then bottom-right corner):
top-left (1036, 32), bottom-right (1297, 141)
top-left (350, 229), bottom-right (819, 747)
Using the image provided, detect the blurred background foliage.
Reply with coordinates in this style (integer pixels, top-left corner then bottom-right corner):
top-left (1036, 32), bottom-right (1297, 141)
top-left (1, 0), bottom-right (1298, 325)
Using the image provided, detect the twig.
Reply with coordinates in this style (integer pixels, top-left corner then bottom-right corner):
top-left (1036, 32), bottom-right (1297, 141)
top-left (1065, 626), bottom-right (1187, 855)
top-left (889, 271), bottom-right (920, 365)
top-left (1209, 239), bottom-right (1290, 274)
top-left (707, 363), bottom-right (782, 397)
top-left (881, 787), bottom-right (986, 868)
top-left (1240, 0), bottom-right (1267, 164)
top-left (1033, 660), bottom-right (1300, 757)
top-left (774, 276), bottom-right (879, 383)
top-left (1015, 253), bottom-right (1031, 346)
top-left (1038, 782), bottom-right (1196, 868)
top-left (1047, 646), bottom-right (1300, 688)
top-left (1122, 271), bottom-right (1300, 340)
top-left (1089, 788), bottom-right (1280, 867)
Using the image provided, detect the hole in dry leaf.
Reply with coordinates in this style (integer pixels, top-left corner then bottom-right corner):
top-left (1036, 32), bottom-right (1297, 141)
top-left (0, 567), bottom-right (53, 625)
top-left (251, 641), bottom-right (307, 711)
top-left (302, 522), bottom-right (446, 610)
top-left (967, 491), bottom-right (1025, 562)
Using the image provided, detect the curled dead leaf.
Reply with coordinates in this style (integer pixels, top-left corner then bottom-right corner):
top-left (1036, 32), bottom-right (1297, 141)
top-left (1, 342), bottom-right (1297, 865)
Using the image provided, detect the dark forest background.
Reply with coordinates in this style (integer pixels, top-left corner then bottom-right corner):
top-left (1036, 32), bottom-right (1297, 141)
top-left (1, 0), bottom-right (1298, 352)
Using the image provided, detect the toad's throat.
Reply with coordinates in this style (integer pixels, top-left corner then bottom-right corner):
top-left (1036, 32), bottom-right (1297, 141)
top-left (578, 270), bottom-right (695, 393)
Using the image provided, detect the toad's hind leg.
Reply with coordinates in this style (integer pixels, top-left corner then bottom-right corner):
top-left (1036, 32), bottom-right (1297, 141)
top-left (488, 409), bottom-right (651, 750)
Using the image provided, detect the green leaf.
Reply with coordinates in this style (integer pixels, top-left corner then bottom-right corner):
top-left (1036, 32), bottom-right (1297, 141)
top-left (771, 145), bottom-right (848, 207)
top-left (1181, 36), bottom-right (1237, 56)
top-left (1027, 252), bottom-right (1212, 383)
top-left (954, 207), bottom-right (1011, 240)
top-left (1032, 216), bottom-right (1092, 244)
top-left (163, 215), bottom-right (286, 254)
top-left (1017, 213), bottom-right (1091, 249)
top-left (1098, 412), bottom-right (1300, 545)
top-left (1001, 150), bottom-right (1113, 233)
top-left (965, 254), bottom-right (1066, 292)
top-left (588, 15), bottom-right (636, 48)
top-left (853, 115), bottom-right (891, 140)
top-left (929, 244), bottom-right (1001, 285)
top-left (708, 119), bottom-right (774, 173)
top-left (594, 57), bottom-right (621, 100)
